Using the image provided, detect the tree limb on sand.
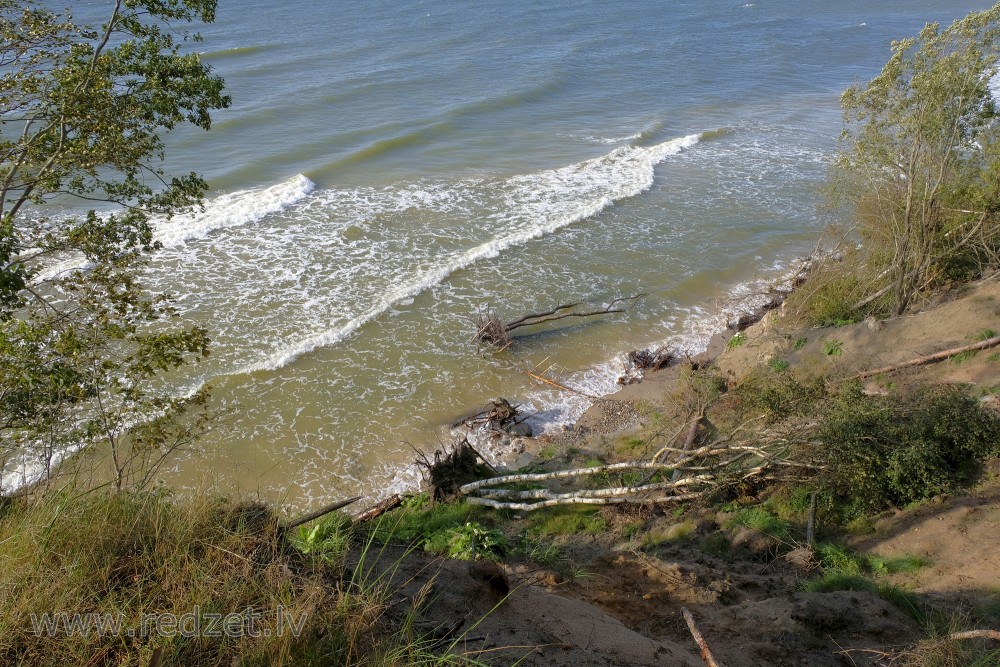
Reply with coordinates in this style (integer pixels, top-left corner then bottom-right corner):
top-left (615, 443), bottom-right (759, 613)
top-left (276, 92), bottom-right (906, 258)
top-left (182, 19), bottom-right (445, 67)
top-left (854, 334), bottom-right (1000, 379)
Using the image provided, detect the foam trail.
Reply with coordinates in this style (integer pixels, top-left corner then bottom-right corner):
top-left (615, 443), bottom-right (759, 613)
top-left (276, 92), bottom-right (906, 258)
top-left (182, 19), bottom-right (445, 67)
top-left (235, 133), bottom-right (701, 374)
top-left (154, 174), bottom-right (315, 248)
top-left (31, 254), bottom-right (95, 283)
top-left (28, 175), bottom-right (315, 284)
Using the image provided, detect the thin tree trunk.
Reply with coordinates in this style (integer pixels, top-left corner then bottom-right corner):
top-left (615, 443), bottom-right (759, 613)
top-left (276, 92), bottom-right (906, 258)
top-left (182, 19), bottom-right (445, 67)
top-left (855, 334), bottom-right (1000, 379)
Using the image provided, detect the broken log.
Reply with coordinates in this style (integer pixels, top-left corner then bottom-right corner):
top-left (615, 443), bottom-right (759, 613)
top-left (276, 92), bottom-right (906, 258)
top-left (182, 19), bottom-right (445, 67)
top-left (854, 334), bottom-right (1000, 379)
top-left (352, 494), bottom-right (402, 525)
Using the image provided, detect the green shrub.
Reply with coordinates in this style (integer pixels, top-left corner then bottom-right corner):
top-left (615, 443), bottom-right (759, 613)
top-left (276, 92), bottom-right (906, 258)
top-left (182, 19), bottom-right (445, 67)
top-left (731, 369), bottom-right (825, 424)
top-left (424, 522), bottom-right (506, 561)
top-left (820, 384), bottom-right (1000, 517)
top-left (727, 331), bottom-right (747, 349)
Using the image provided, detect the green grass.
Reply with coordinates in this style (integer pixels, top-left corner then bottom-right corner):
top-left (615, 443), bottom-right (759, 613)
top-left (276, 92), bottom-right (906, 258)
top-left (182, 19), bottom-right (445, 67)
top-left (823, 339), bottom-right (843, 356)
top-left (640, 520), bottom-right (696, 547)
top-left (802, 572), bottom-right (925, 622)
top-left (526, 506), bottom-right (607, 536)
top-left (537, 445), bottom-right (557, 460)
top-left (727, 331), bottom-right (747, 349)
top-left (767, 358), bottom-right (790, 373)
top-left (516, 532), bottom-right (567, 568)
top-left (816, 541), bottom-right (930, 579)
top-left (868, 554), bottom-right (932, 575)
top-left (951, 349), bottom-right (978, 364)
top-left (725, 506), bottom-right (793, 541)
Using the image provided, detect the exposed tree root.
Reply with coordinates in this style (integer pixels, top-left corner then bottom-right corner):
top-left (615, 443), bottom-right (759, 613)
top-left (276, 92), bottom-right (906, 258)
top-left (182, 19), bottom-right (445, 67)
top-left (474, 294), bottom-right (647, 350)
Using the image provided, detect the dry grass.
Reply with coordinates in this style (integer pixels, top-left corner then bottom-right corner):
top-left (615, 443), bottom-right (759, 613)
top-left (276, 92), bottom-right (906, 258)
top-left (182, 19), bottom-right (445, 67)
top-left (0, 490), bottom-right (456, 666)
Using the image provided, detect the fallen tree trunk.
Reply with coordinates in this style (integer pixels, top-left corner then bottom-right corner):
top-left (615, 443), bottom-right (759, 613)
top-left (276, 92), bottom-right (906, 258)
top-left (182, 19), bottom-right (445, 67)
top-left (351, 494), bottom-right (402, 525)
top-left (459, 433), bottom-right (820, 511)
top-left (855, 334), bottom-right (1000, 379)
top-left (466, 491), bottom-right (705, 511)
top-left (284, 496), bottom-right (362, 532)
top-left (949, 629), bottom-right (1000, 641)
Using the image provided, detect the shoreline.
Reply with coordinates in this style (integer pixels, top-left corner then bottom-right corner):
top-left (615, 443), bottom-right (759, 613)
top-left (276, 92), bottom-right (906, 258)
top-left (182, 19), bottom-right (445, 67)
top-left (438, 258), bottom-right (809, 483)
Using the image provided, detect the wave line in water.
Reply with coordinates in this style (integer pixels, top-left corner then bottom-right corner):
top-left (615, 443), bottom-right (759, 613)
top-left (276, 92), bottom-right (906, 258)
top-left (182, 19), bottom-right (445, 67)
top-left (154, 174), bottom-right (315, 248)
top-left (234, 133), bottom-right (703, 374)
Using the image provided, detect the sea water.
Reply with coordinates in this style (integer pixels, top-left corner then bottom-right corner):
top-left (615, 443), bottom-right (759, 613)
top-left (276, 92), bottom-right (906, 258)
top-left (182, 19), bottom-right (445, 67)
top-left (15, 0), bottom-right (995, 506)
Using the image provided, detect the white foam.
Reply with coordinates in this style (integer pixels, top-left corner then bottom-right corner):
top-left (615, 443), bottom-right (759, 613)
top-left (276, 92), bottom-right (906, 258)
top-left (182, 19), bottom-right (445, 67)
top-left (26, 175), bottom-right (315, 285)
top-left (31, 254), bottom-right (95, 283)
top-left (154, 174), bottom-right (315, 248)
top-left (235, 134), bottom-right (702, 373)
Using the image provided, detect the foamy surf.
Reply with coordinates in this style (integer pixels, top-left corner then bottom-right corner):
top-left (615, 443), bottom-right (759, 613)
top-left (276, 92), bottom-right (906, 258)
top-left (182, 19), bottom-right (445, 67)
top-left (154, 174), bottom-right (315, 248)
top-left (26, 175), bottom-right (315, 284)
top-left (232, 133), bottom-right (702, 374)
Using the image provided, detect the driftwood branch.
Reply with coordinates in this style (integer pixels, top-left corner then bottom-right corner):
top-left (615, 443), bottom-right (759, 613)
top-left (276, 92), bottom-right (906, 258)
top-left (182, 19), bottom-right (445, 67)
top-left (505, 303), bottom-right (582, 328)
top-left (284, 496), bottom-right (362, 532)
top-left (474, 294), bottom-right (647, 349)
top-left (681, 607), bottom-right (723, 667)
top-left (855, 334), bottom-right (1000, 379)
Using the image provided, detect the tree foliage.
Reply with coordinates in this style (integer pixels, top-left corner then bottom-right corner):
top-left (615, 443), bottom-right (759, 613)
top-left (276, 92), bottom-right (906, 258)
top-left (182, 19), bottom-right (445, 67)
top-left (0, 1), bottom-right (229, 493)
top-left (837, 3), bottom-right (1000, 315)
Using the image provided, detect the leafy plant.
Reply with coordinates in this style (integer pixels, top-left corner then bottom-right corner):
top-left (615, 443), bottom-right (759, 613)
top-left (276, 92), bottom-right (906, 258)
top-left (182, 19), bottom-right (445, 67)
top-left (727, 332), bottom-right (747, 349)
top-left (427, 522), bottom-right (506, 561)
top-left (820, 384), bottom-right (1000, 517)
top-left (0, 0), bottom-right (231, 492)
top-left (294, 516), bottom-right (351, 565)
top-left (836, 5), bottom-right (1000, 315)
top-left (823, 339), bottom-right (843, 356)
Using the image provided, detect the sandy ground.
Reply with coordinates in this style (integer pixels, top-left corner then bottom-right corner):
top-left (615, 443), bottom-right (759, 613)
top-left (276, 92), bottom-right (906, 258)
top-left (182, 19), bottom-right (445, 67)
top-left (380, 275), bottom-right (1000, 665)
